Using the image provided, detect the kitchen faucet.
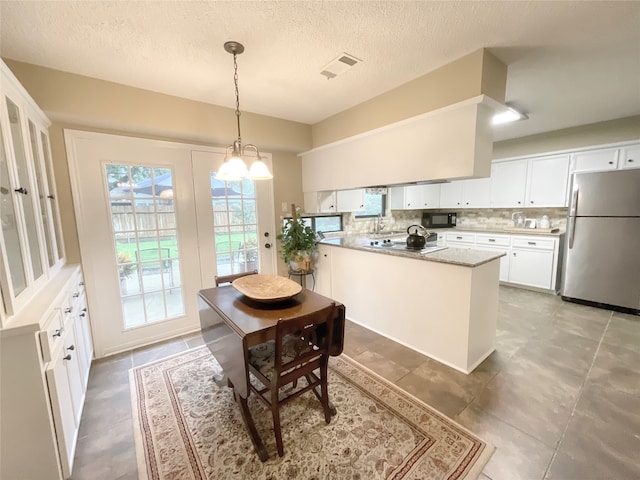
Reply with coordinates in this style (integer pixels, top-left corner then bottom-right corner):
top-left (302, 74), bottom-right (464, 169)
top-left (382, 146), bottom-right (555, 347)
top-left (375, 213), bottom-right (385, 234)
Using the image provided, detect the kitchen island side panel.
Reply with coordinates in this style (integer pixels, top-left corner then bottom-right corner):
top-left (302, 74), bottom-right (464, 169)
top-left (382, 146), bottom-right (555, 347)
top-left (329, 246), bottom-right (498, 373)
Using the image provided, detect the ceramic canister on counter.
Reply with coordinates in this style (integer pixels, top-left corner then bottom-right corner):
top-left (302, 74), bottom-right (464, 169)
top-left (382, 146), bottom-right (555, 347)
top-left (540, 215), bottom-right (550, 229)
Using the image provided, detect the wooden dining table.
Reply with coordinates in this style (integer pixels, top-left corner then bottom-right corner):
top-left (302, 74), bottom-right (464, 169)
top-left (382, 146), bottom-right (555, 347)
top-left (198, 285), bottom-right (345, 461)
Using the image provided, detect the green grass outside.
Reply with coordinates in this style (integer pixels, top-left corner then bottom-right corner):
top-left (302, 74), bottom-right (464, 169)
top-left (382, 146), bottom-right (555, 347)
top-left (116, 232), bottom-right (250, 260)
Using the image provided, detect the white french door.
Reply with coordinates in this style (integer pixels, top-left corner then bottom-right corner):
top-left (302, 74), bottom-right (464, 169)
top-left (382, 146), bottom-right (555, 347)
top-left (65, 131), bottom-right (275, 357)
top-left (192, 150), bottom-right (276, 288)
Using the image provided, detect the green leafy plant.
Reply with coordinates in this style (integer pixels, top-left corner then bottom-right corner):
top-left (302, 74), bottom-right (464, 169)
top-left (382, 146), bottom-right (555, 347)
top-left (276, 214), bottom-right (317, 270)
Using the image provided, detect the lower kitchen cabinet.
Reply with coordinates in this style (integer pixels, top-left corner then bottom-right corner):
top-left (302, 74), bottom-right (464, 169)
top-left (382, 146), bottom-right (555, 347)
top-left (441, 231), bottom-right (563, 292)
top-left (315, 244), bottom-right (332, 297)
top-left (0, 264), bottom-right (92, 480)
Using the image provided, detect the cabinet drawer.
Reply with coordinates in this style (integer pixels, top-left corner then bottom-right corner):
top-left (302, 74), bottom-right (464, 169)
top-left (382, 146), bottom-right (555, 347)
top-left (445, 232), bottom-right (475, 244)
top-left (39, 309), bottom-right (65, 363)
top-left (511, 237), bottom-right (555, 251)
top-left (475, 234), bottom-right (510, 247)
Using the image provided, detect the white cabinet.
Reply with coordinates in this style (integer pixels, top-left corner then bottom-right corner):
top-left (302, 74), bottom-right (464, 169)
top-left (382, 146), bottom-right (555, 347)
top-left (1, 60), bottom-right (64, 321)
top-left (509, 237), bottom-right (556, 290)
top-left (440, 230), bottom-right (562, 292)
top-left (336, 188), bottom-right (365, 212)
top-left (389, 184), bottom-right (440, 209)
top-left (490, 159), bottom-right (528, 208)
top-left (315, 244), bottom-right (332, 297)
top-left (1, 266), bottom-right (92, 480)
top-left (463, 178), bottom-right (492, 208)
top-left (571, 147), bottom-right (619, 173)
top-left (445, 232), bottom-right (475, 247)
top-left (474, 234), bottom-right (511, 282)
top-left (490, 155), bottom-right (569, 209)
top-left (304, 190), bottom-right (337, 213)
top-left (439, 182), bottom-right (463, 208)
top-left (620, 145), bottom-right (640, 170)
top-left (526, 154), bottom-right (570, 207)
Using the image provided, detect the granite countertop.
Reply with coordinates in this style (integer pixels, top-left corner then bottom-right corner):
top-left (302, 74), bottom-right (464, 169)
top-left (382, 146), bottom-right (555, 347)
top-left (434, 226), bottom-right (565, 236)
top-left (319, 236), bottom-right (505, 267)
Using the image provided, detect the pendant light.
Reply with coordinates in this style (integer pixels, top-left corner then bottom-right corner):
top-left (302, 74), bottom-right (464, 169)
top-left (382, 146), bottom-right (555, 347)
top-left (215, 41), bottom-right (273, 181)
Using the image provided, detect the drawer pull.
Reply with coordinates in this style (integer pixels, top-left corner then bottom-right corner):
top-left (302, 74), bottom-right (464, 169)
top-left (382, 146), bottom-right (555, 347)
top-left (63, 354), bottom-right (72, 361)
top-left (488, 239), bottom-right (495, 242)
top-left (53, 328), bottom-right (63, 338)
top-left (66, 345), bottom-right (75, 351)
top-left (527, 242), bottom-right (537, 245)
top-left (82, 307), bottom-right (87, 313)
top-left (456, 236), bottom-right (462, 240)
top-left (629, 159), bottom-right (635, 163)
top-left (64, 307), bottom-right (73, 314)
top-left (609, 161), bottom-right (614, 164)
top-left (73, 292), bottom-right (80, 298)
top-left (79, 281), bottom-right (85, 286)
top-left (80, 312), bottom-right (86, 317)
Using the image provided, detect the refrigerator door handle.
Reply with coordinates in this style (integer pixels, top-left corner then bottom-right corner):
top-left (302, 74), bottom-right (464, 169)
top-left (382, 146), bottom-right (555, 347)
top-left (568, 215), bottom-right (576, 249)
top-left (569, 182), bottom-right (579, 217)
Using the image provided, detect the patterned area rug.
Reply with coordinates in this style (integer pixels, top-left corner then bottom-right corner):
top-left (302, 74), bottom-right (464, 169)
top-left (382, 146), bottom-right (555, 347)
top-left (130, 347), bottom-right (494, 480)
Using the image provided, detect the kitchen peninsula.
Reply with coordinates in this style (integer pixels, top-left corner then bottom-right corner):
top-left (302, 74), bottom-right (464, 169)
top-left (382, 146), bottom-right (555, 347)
top-left (317, 237), bottom-right (504, 374)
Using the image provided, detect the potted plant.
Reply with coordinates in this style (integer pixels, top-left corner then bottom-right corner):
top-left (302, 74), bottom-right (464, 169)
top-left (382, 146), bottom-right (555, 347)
top-left (118, 252), bottom-right (136, 293)
top-left (277, 213), bottom-right (317, 273)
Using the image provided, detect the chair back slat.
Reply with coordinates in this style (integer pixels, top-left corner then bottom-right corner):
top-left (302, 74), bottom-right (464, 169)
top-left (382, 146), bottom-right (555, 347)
top-left (274, 303), bottom-right (334, 376)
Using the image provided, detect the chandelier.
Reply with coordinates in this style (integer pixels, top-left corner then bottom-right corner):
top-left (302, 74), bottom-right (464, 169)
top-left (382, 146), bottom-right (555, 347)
top-left (215, 41), bottom-right (272, 181)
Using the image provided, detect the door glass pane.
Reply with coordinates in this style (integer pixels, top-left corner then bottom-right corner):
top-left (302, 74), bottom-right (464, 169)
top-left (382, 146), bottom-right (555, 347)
top-left (40, 131), bottom-right (64, 260)
top-left (29, 120), bottom-right (55, 267)
top-left (0, 122), bottom-right (27, 295)
top-left (107, 165), bottom-right (183, 329)
top-left (211, 173), bottom-right (258, 275)
top-left (6, 98), bottom-right (43, 281)
top-left (41, 131), bottom-right (63, 260)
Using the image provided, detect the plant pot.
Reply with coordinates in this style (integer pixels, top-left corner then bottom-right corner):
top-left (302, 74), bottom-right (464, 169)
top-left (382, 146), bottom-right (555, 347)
top-left (288, 251), bottom-right (313, 273)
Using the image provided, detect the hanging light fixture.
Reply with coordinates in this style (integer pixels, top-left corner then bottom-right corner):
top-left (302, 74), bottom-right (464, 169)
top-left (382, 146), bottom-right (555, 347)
top-left (215, 41), bottom-right (273, 181)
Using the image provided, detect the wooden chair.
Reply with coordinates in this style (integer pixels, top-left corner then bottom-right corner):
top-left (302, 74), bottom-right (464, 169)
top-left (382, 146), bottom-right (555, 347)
top-left (247, 303), bottom-right (336, 457)
top-left (214, 269), bottom-right (258, 286)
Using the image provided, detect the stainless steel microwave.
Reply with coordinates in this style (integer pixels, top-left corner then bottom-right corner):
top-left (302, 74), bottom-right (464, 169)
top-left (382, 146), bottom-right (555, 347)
top-left (421, 212), bottom-right (457, 229)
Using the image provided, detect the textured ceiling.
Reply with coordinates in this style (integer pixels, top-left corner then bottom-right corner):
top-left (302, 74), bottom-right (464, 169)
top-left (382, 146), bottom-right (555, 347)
top-left (1, 1), bottom-right (639, 142)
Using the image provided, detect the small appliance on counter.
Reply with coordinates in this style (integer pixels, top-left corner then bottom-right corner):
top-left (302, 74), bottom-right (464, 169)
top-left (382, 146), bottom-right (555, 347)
top-left (421, 212), bottom-right (456, 229)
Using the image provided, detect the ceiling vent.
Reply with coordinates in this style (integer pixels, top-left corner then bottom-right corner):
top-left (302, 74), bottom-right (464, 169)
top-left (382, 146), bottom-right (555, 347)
top-left (320, 53), bottom-right (361, 80)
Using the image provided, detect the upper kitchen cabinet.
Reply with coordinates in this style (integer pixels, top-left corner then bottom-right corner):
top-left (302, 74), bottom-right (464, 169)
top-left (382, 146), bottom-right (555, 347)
top-left (490, 159), bottom-right (528, 208)
top-left (304, 190), bottom-right (337, 213)
top-left (0, 60), bottom-right (64, 321)
top-left (570, 147), bottom-right (619, 173)
top-left (461, 177), bottom-right (492, 208)
top-left (439, 182), bottom-right (463, 208)
top-left (389, 184), bottom-right (440, 210)
top-left (302, 98), bottom-right (495, 192)
top-left (491, 154), bottom-right (570, 209)
top-left (525, 154), bottom-right (570, 207)
top-left (336, 188), bottom-right (365, 212)
top-left (620, 144), bottom-right (640, 169)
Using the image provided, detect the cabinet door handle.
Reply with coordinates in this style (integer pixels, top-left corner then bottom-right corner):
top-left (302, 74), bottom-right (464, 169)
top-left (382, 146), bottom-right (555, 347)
top-left (80, 312), bottom-right (86, 317)
top-left (528, 241), bottom-right (536, 245)
top-left (64, 307), bottom-right (73, 314)
top-left (47, 194), bottom-right (55, 199)
top-left (53, 328), bottom-right (63, 338)
top-left (609, 161), bottom-right (614, 165)
top-left (629, 159), bottom-right (635, 163)
top-left (82, 307), bottom-right (87, 312)
top-left (66, 345), bottom-right (75, 351)
top-left (79, 281), bottom-right (85, 286)
top-left (73, 292), bottom-right (80, 298)
top-left (63, 354), bottom-right (72, 361)
top-left (14, 187), bottom-right (28, 195)
top-left (530, 200), bottom-right (534, 204)
top-left (513, 252), bottom-right (517, 256)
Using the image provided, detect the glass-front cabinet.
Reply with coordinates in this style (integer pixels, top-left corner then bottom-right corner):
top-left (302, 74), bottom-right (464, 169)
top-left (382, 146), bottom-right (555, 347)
top-left (0, 60), bottom-right (64, 323)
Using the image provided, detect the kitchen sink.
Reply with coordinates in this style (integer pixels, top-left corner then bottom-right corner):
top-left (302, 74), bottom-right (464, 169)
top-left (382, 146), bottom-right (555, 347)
top-left (367, 231), bottom-right (406, 239)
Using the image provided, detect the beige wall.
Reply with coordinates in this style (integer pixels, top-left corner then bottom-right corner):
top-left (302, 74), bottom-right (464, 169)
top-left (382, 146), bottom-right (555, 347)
top-left (311, 48), bottom-right (507, 147)
top-left (493, 115), bottom-right (640, 159)
top-left (4, 60), bottom-right (312, 266)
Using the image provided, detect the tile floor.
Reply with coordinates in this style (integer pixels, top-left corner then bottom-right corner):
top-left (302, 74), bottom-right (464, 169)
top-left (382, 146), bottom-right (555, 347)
top-left (71, 285), bottom-right (640, 479)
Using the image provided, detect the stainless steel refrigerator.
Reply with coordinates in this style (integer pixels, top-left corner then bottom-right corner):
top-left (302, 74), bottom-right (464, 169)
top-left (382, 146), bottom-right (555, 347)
top-left (562, 168), bottom-right (640, 313)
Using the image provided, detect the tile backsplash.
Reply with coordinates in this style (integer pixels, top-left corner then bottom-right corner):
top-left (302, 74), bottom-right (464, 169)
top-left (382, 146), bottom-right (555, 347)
top-left (340, 208), bottom-right (568, 236)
